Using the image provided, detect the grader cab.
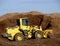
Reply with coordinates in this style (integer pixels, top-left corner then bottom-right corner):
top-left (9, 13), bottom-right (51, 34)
top-left (2, 18), bottom-right (54, 41)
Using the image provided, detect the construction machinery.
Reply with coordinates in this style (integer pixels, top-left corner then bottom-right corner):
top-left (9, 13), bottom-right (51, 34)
top-left (2, 18), bottom-right (53, 41)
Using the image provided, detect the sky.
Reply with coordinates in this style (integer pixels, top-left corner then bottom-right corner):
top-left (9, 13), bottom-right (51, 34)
top-left (0, 0), bottom-right (60, 15)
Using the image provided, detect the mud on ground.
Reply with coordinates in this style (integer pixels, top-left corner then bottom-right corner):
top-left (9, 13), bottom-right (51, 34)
top-left (0, 11), bottom-right (60, 46)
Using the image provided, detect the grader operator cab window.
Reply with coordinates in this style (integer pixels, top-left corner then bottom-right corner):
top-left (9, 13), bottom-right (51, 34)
top-left (22, 19), bottom-right (28, 26)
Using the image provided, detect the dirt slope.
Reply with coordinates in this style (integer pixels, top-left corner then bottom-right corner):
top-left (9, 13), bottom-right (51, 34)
top-left (0, 11), bottom-right (60, 46)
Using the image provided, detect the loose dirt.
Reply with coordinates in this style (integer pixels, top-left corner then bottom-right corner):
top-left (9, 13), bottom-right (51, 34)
top-left (0, 11), bottom-right (60, 46)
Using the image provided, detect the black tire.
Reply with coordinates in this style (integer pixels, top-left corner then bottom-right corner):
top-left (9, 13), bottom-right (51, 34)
top-left (14, 33), bottom-right (24, 42)
top-left (35, 30), bottom-right (43, 39)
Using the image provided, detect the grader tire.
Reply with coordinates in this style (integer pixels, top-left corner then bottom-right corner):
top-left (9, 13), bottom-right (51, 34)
top-left (15, 33), bottom-right (24, 42)
top-left (35, 31), bottom-right (43, 39)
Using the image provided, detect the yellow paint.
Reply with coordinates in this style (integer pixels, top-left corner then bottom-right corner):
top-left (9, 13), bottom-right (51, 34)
top-left (3, 18), bottom-right (53, 41)
top-left (17, 36), bottom-right (22, 41)
top-left (37, 34), bottom-right (41, 38)
top-left (40, 26), bottom-right (43, 31)
top-left (43, 29), bottom-right (53, 38)
top-left (6, 26), bottom-right (21, 40)
top-left (28, 32), bottom-right (32, 38)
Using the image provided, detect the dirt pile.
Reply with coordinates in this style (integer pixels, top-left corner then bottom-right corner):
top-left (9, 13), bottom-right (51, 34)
top-left (0, 11), bottom-right (44, 33)
top-left (0, 11), bottom-right (60, 36)
top-left (49, 13), bottom-right (60, 37)
top-left (0, 11), bottom-right (60, 46)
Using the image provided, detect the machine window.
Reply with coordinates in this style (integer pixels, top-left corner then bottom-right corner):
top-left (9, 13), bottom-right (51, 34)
top-left (22, 19), bottom-right (28, 26)
top-left (16, 19), bottom-right (20, 26)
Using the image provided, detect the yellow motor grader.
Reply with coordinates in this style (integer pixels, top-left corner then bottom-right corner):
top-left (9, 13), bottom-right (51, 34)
top-left (2, 18), bottom-right (53, 41)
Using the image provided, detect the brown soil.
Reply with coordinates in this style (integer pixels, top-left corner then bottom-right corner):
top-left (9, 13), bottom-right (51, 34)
top-left (0, 11), bottom-right (60, 46)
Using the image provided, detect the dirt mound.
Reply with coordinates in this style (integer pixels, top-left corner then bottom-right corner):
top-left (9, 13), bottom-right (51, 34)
top-left (49, 13), bottom-right (60, 38)
top-left (0, 11), bottom-right (60, 37)
top-left (0, 11), bottom-right (44, 33)
top-left (0, 11), bottom-right (60, 46)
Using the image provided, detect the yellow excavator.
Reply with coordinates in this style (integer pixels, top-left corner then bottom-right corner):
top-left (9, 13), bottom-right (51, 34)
top-left (2, 18), bottom-right (54, 41)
